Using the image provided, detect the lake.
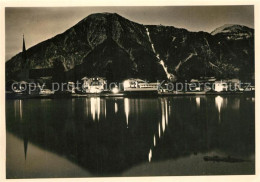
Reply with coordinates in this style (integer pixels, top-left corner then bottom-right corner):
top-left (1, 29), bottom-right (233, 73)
top-left (6, 95), bottom-right (255, 178)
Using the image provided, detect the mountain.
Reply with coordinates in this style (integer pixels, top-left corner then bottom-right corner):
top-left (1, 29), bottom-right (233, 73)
top-left (6, 13), bottom-right (254, 82)
top-left (211, 24), bottom-right (253, 37)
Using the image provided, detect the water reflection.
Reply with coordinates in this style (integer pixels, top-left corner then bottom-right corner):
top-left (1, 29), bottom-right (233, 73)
top-left (91, 98), bottom-right (99, 121)
top-left (6, 96), bottom-right (255, 177)
top-left (124, 98), bottom-right (130, 127)
top-left (215, 96), bottom-right (223, 123)
top-left (148, 98), bottom-right (170, 162)
top-left (196, 97), bottom-right (200, 107)
top-left (161, 100), bottom-right (166, 133)
top-left (158, 123), bottom-right (161, 138)
top-left (215, 96), bottom-right (223, 114)
top-left (85, 98), bottom-right (107, 122)
top-left (14, 100), bottom-right (23, 121)
top-left (231, 98), bottom-right (240, 110)
top-left (7, 132), bottom-right (91, 178)
top-left (115, 102), bottom-right (118, 114)
top-left (20, 100), bottom-right (22, 120)
top-left (13, 100), bottom-right (29, 160)
top-left (161, 99), bottom-right (169, 135)
top-left (215, 96), bottom-right (228, 123)
top-left (22, 124), bottom-right (28, 160)
top-left (148, 149), bottom-right (152, 162)
top-left (72, 98), bottom-right (75, 113)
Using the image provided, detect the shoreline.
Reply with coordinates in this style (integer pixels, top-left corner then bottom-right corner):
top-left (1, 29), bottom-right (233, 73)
top-left (5, 91), bottom-right (255, 100)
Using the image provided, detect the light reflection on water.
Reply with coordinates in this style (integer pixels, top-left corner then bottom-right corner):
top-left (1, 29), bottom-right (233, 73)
top-left (215, 96), bottom-right (223, 114)
top-left (148, 149), bottom-right (152, 162)
top-left (148, 98), bottom-right (170, 162)
top-left (20, 100), bottom-right (22, 120)
top-left (196, 97), bottom-right (200, 107)
top-left (86, 97), bottom-right (107, 122)
top-left (124, 98), bottom-right (130, 127)
top-left (231, 98), bottom-right (240, 110)
top-left (215, 96), bottom-right (229, 123)
top-left (6, 95), bottom-right (255, 177)
top-left (14, 100), bottom-right (23, 121)
top-left (115, 102), bottom-right (118, 114)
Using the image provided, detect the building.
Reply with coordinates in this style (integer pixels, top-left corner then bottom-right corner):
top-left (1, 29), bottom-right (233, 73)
top-left (189, 77), bottom-right (217, 92)
top-left (10, 81), bottom-right (28, 93)
top-left (214, 79), bottom-right (241, 92)
top-left (214, 81), bottom-right (228, 92)
top-left (123, 78), bottom-right (160, 92)
top-left (81, 77), bottom-right (107, 93)
top-left (11, 36), bottom-right (55, 85)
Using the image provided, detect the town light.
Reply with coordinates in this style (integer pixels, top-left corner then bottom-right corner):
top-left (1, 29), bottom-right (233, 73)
top-left (89, 88), bottom-right (96, 93)
top-left (112, 87), bottom-right (119, 94)
top-left (215, 83), bottom-right (224, 92)
top-left (123, 80), bottom-right (130, 88)
top-left (89, 87), bottom-right (101, 93)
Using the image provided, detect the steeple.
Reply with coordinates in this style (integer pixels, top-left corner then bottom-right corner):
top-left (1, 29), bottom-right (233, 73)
top-left (23, 34), bottom-right (26, 51)
top-left (22, 34), bottom-right (27, 68)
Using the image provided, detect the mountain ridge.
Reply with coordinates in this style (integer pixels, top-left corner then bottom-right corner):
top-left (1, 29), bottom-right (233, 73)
top-left (211, 24), bottom-right (253, 35)
top-left (6, 13), bottom-right (255, 82)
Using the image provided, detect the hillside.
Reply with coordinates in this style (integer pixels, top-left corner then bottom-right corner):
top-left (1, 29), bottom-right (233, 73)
top-left (6, 13), bottom-right (255, 82)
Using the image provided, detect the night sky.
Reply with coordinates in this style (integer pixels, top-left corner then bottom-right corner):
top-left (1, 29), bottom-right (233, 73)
top-left (5, 6), bottom-right (254, 61)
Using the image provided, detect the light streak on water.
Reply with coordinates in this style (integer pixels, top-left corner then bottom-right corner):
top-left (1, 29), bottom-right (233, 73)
top-left (19, 100), bottom-right (23, 120)
top-left (124, 98), bottom-right (129, 127)
top-left (196, 97), bottom-right (200, 107)
top-left (215, 96), bottom-right (223, 123)
top-left (115, 102), bottom-right (118, 113)
top-left (158, 122), bottom-right (161, 138)
top-left (90, 97), bottom-right (101, 122)
top-left (148, 149), bottom-right (152, 162)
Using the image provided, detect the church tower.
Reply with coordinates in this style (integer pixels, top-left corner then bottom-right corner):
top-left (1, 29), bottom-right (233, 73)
top-left (17, 34), bottom-right (29, 81)
top-left (22, 34), bottom-right (27, 69)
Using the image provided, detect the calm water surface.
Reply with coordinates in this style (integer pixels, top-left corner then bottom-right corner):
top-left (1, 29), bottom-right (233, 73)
top-left (6, 95), bottom-right (255, 178)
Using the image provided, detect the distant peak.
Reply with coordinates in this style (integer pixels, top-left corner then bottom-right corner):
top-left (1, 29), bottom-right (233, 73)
top-left (78, 12), bottom-right (124, 24)
top-left (102, 12), bottom-right (119, 15)
top-left (86, 12), bottom-right (120, 19)
top-left (211, 24), bottom-right (252, 35)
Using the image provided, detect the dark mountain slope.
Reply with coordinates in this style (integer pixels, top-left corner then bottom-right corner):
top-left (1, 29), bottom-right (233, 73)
top-left (6, 13), bottom-right (254, 82)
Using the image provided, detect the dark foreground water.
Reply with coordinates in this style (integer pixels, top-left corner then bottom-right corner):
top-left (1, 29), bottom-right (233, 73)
top-left (6, 95), bottom-right (255, 178)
